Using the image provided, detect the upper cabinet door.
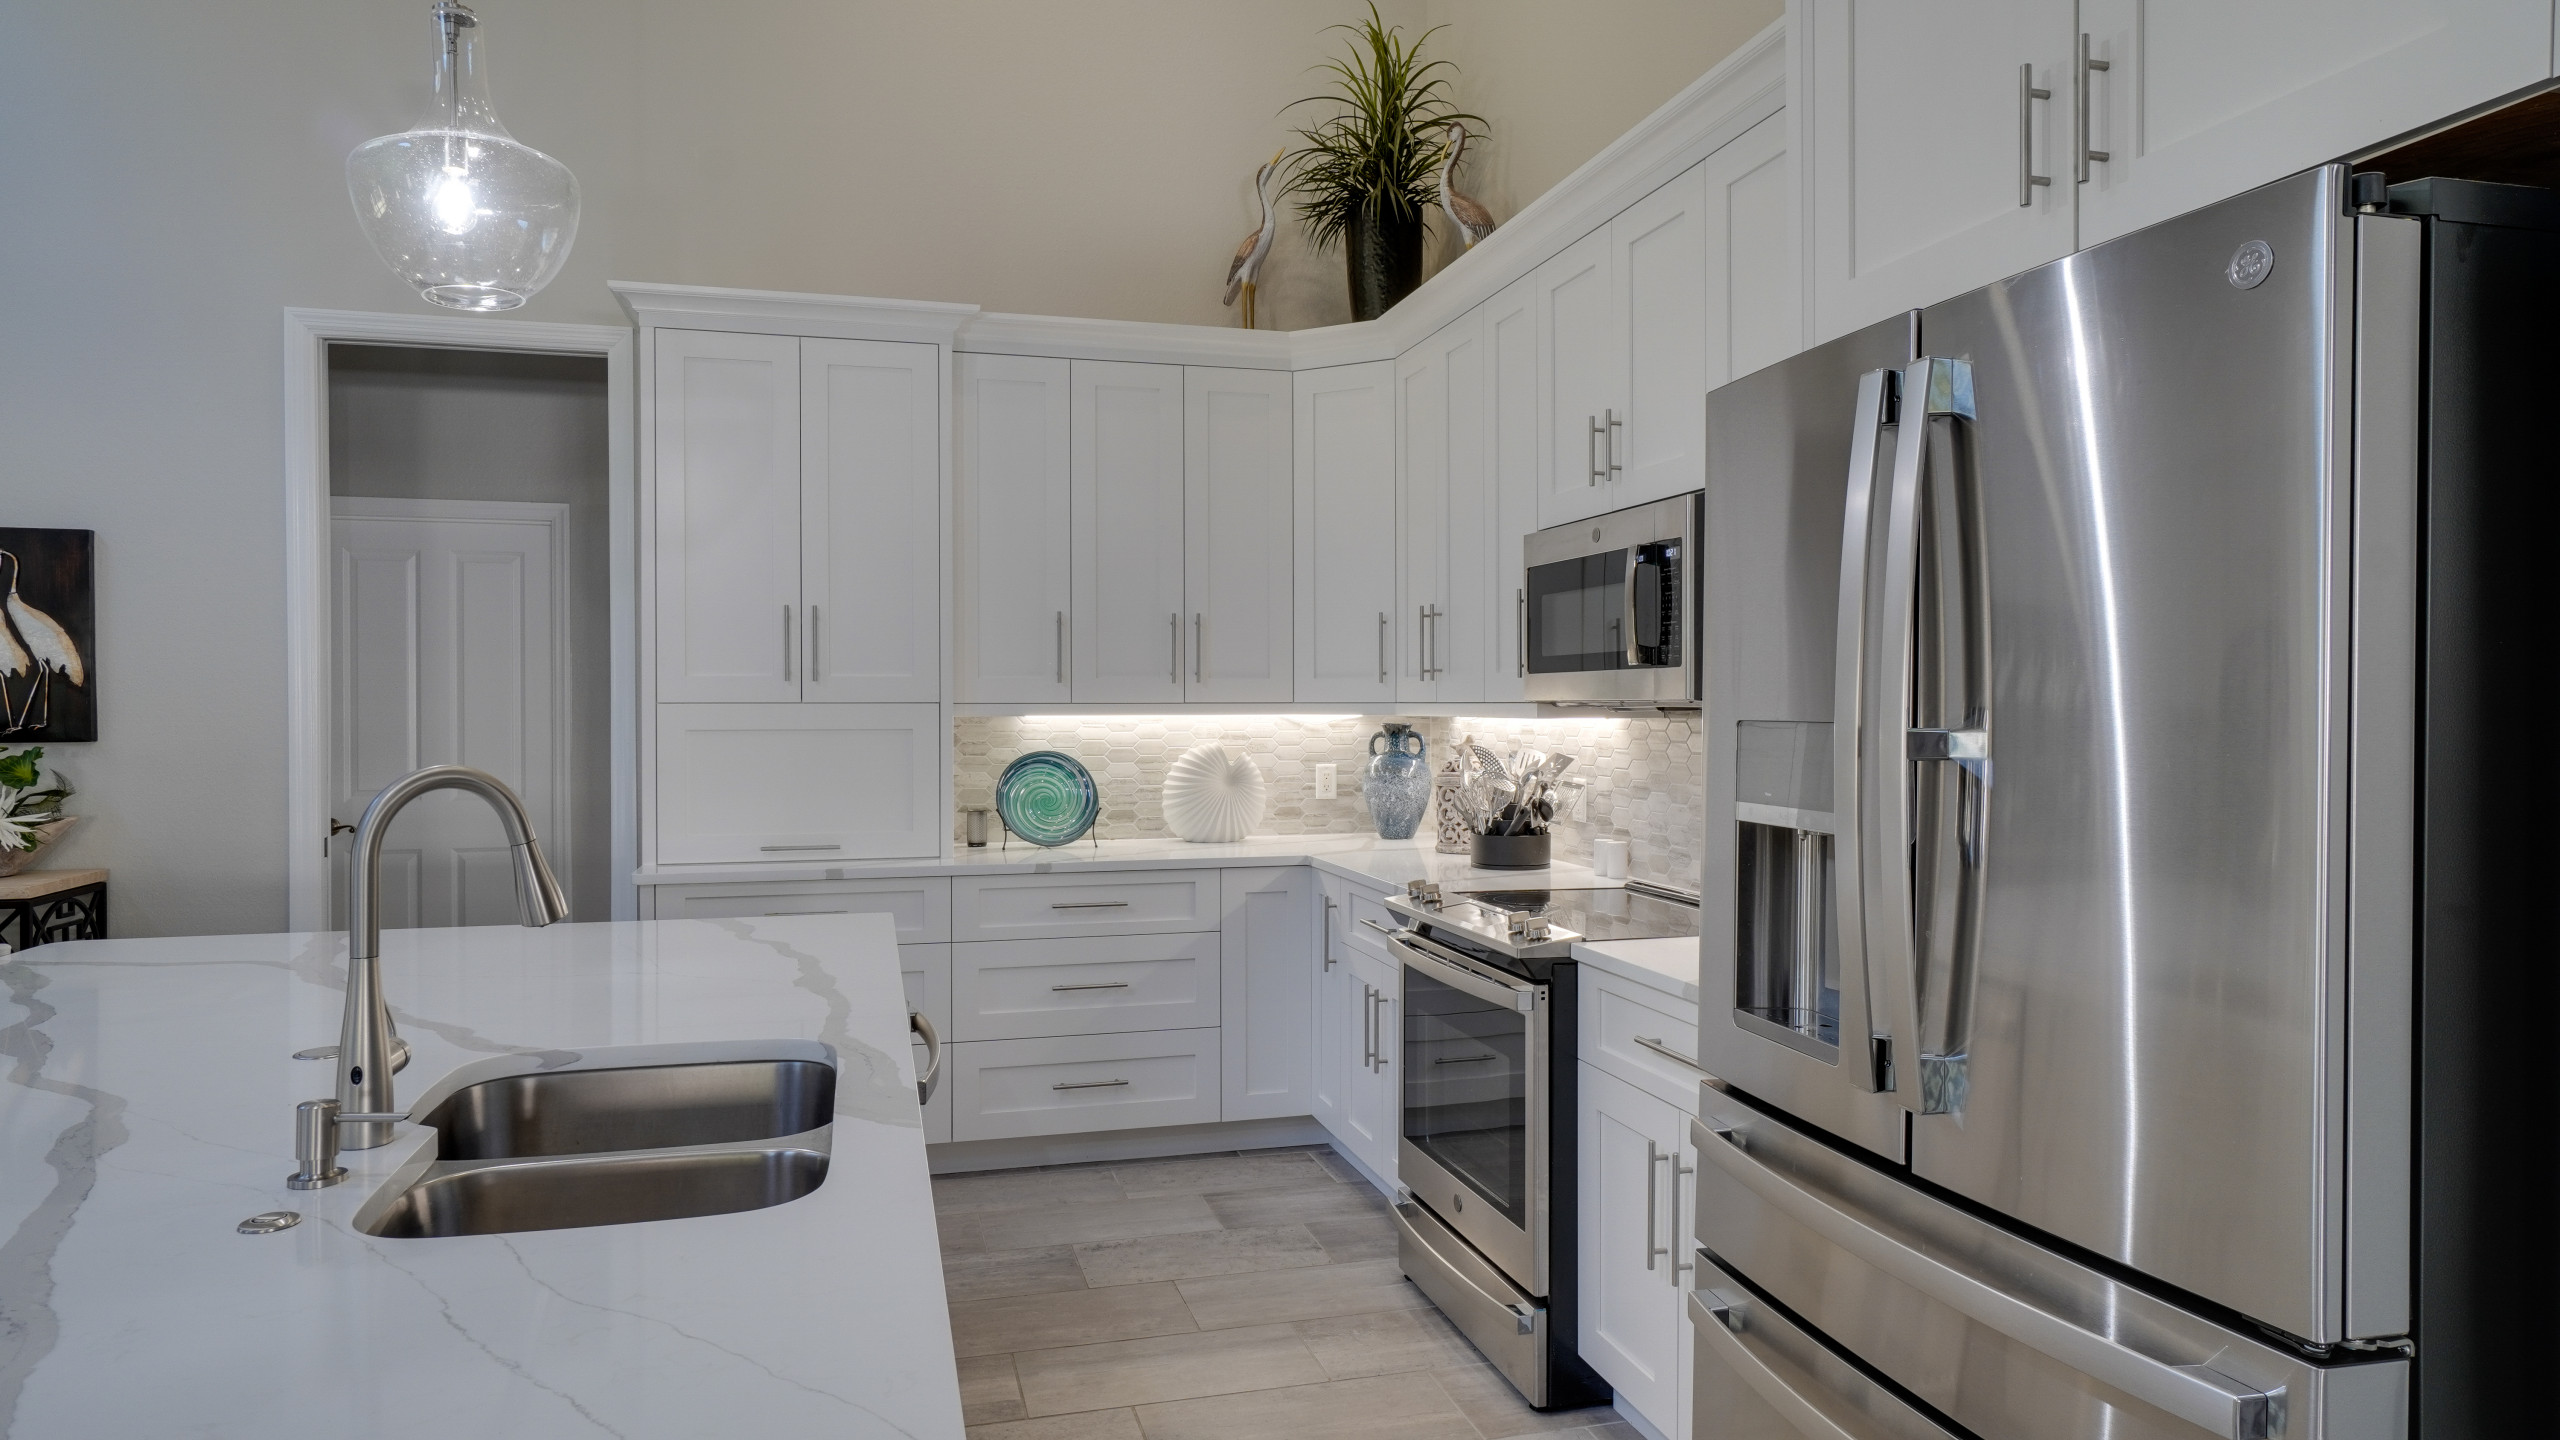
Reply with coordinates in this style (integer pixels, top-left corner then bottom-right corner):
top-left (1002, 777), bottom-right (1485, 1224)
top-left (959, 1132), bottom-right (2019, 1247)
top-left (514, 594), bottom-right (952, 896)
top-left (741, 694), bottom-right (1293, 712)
top-left (1536, 227), bottom-right (1622, 527)
top-left (1184, 367), bottom-right (1294, 704)
top-left (1396, 338), bottom-right (1446, 704)
top-left (1293, 362), bottom-right (1398, 707)
top-left (955, 354), bottom-right (1073, 705)
top-left (1701, 111), bottom-right (1803, 393)
top-left (1485, 276), bottom-right (1539, 702)
top-left (1610, 161), bottom-right (1710, 511)
top-left (1433, 311), bottom-right (1490, 705)
top-left (801, 338), bottom-right (940, 703)
top-left (654, 329), bottom-right (802, 703)
top-left (2075, 0), bottom-right (2551, 246)
top-left (1806, 0), bottom-right (2076, 344)
top-left (1071, 360), bottom-right (1187, 705)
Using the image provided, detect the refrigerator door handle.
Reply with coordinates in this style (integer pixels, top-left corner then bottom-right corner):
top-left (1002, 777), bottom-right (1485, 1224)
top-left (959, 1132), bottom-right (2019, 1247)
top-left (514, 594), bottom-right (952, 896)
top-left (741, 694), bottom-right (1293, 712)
top-left (1691, 1289), bottom-right (1863, 1440)
top-left (1697, 1121), bottom-right (2282, 1440)
top-left (1830, 366), bottom-right (1900, 1095)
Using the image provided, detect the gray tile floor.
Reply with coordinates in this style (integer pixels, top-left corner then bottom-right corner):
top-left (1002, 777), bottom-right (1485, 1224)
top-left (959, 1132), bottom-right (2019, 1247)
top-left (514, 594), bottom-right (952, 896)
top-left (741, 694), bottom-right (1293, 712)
top-left (937, 1144), bottom-right (1633, 1440)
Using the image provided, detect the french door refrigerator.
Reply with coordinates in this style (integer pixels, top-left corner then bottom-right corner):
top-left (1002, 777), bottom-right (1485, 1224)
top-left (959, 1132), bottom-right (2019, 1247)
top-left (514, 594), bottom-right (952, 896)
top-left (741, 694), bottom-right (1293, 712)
top-left (1689, 164), bottom-right (2556, 1440)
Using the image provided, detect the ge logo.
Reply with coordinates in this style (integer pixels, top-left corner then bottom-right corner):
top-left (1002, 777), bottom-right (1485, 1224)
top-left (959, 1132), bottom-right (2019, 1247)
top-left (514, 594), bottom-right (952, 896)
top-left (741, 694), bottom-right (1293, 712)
top-left (2227, 240), bottom-right (2275, 290)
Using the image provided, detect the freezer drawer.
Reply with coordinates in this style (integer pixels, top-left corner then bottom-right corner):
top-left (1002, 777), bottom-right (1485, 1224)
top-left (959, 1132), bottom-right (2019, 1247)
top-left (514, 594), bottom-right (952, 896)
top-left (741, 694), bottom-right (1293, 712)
top-left (1690, 1089), bottom-right (2407, 1440)
top-left (1689, 1263), bottom-right (1955, 1440)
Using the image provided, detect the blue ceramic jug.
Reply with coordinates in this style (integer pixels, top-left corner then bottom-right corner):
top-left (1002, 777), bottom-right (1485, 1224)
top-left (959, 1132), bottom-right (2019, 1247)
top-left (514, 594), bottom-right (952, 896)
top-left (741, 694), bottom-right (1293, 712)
top-left (1363, 723), bottom-right (1430, 840)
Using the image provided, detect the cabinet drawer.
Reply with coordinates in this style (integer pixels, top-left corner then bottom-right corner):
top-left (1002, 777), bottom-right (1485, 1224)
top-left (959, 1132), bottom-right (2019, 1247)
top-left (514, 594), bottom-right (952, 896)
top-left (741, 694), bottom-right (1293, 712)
top-left (1581, 967), bottom-right (1707, 1109)
top-left (952, 934), bottom-right (1220, 1041)
top-left (948, 1029), bottom-right (1223, 1140)
top-left (1343, 885), bottom-right (1400, 964)
top-left (952, 869), bottom-right (1218, 940)
top-left (650, 876), bottom-right (953, 943)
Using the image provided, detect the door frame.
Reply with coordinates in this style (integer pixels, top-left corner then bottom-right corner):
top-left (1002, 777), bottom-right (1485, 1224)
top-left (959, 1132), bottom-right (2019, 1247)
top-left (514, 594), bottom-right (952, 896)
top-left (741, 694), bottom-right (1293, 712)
top-left (283, 307), bottom-right (637, 930)
top-left (327, 496), bottom-right (574, 928)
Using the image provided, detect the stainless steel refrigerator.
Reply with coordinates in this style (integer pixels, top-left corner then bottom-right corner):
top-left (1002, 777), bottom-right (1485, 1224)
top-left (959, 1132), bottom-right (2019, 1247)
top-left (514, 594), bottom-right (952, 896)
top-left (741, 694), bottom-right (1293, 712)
top-left (1686, 164), bottom-right (2556, 1440)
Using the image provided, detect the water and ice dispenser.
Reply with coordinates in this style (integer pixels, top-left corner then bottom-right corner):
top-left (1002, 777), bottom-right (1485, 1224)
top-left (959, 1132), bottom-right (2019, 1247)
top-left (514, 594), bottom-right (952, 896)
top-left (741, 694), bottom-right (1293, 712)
top-left (1732, 721), bottom-right (1840, 1059)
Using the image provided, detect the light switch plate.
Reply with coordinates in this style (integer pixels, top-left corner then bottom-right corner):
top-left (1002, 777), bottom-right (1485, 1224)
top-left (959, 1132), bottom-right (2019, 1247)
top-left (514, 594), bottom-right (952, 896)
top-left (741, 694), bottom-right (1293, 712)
top-left (1314, 763), bottom-right (1337, 799)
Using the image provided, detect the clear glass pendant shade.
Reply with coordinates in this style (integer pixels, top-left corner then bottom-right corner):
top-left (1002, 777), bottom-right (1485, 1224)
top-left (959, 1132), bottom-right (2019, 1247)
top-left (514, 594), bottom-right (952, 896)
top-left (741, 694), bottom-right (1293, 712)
top-left (347, 2), bottom-right (579, 311)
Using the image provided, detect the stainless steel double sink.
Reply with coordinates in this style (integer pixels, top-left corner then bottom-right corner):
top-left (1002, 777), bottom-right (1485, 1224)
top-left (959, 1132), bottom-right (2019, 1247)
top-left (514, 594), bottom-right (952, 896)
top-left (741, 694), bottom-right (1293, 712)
top-left (355, 1057), bottom-right (836, 1239)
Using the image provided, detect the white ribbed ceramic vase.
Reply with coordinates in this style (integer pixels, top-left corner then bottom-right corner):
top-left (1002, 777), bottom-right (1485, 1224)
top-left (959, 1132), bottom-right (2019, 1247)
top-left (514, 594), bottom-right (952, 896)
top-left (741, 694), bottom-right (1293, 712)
top-left (1161, 744), bottom-right (1267, 843)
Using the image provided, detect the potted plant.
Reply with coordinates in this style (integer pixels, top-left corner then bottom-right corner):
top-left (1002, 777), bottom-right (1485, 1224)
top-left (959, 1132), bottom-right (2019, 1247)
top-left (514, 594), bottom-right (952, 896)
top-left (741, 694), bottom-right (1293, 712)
top-left (0, 745), bottom-right (75, 878)
top-left (1281, 4), bottom-right (1483, 321)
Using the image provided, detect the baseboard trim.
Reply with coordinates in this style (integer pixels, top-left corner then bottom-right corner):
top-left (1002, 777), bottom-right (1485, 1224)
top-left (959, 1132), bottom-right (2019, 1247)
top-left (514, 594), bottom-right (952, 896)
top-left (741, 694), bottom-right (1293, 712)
top-left (927, 1115), bottom-right (1331, 1174)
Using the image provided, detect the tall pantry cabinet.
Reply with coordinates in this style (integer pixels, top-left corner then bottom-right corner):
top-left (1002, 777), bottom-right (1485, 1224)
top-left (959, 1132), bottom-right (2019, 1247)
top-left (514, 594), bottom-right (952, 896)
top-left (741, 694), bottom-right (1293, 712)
top-left (627, 290), bottom-right (972, 871)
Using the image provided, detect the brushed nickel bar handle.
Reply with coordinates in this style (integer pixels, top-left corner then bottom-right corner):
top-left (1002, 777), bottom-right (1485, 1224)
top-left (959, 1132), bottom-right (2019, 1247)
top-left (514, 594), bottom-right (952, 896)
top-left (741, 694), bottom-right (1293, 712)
top-left (782, 604), bottom-right (793, 682)
top-left (1052, 1078), bottom-right (1129, 1091)
top-left (1633, 1034), bottom-right (1713, 1077)
top-left (2019, 63), bottom-right (2052, 205)
top-left (1324, 897), bottom-right (1339, 970)
top-left (1171, 612), bottom-right (1180, 685)
top-left (760, 843), bottom-right (842, 852)
top-left (1670, 1152), bottom-right (1697, 1284)
top-left (1357, 918), bottom-right (1400, 936)
top-left (1587, 414), bottom-right (1602, 486)
top-left (2076, 33), bottom-right (2111, 182)
top-left (1056, 611), bottom-right (1065, 684)
top-left (1194, 612), bottom-right (1204, 682)
top-left (1605, 408), bottom-right (1624, 479)
top-left (763, 909), bottom-right (849, 916)
top-left (1516, 588), bottom-right (1526, 676)
top-left (1646, 1139), bottom-right (1669, 1270)
top-left (1050, 981), bottom-right (1131, 992)
top-left (808, 605), bottom-right (820, 682)
top-left (1051, 900), bottom-right (1130, 909)
top-left (1378, 612), bottom-right (1389, 684)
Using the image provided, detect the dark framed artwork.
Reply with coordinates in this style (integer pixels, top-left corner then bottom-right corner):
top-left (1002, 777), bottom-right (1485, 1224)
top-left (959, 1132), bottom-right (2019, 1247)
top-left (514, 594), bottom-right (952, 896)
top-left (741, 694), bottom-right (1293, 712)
top-left (0, 529), bottom-right (95, 742)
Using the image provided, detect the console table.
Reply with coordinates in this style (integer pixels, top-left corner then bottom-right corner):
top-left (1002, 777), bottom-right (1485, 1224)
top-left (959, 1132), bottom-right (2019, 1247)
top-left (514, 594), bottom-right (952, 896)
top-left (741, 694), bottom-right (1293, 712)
top-left (0, 868), bottom-right (107, 952)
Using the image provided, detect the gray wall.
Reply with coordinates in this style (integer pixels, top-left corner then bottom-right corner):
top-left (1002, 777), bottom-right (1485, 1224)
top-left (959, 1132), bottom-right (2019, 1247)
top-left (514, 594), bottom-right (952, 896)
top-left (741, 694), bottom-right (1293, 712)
top-left (327, 344), bottom-right (612, 921)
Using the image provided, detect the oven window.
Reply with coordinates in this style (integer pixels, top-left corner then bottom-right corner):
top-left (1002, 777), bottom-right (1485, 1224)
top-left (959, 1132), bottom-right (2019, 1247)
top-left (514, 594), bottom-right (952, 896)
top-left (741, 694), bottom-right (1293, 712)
top-left (1526, 542), bottom-right (1683, 674)
top-left (1402, 964), bottom-right (1528, 1228)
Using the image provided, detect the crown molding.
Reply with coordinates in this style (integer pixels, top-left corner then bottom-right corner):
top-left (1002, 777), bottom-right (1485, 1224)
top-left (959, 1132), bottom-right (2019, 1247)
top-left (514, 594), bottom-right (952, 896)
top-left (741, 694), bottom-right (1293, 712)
top-left (958, 309), bottom-right (1294, 368)
top-left (610, 281), bottom-right (979, 343)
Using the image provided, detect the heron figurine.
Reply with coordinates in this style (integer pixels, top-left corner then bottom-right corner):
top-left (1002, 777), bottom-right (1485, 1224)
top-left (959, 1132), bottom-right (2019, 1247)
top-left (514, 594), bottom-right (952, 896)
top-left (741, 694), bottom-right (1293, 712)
top-left (1224, 149), bottom-right (1285, 329)
top-left (0, 551), bottom-right (84, 735)
top-left (1438, 121), bottom-right (1496, 248)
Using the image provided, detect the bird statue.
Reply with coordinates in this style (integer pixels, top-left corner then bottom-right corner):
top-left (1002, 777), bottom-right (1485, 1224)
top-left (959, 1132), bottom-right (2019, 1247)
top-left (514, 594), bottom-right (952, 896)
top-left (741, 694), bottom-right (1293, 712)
top-left (0, 551), bottom-right (84, 736)
top-left (1438, 121), bottom-right (1496, 248)
top-left (1224, 149), bottom-right (1285, 329)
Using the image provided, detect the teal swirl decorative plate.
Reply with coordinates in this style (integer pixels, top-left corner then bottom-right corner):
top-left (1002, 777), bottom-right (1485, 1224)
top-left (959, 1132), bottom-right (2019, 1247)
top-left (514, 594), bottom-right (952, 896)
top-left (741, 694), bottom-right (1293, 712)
top-left (995, 751), bottom-right (1100, 847)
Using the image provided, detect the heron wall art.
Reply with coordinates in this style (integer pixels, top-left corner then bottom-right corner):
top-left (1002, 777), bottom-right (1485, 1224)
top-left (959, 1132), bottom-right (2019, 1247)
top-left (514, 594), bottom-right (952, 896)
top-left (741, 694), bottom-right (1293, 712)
top-left (0, 530), bottom-right (95, 742)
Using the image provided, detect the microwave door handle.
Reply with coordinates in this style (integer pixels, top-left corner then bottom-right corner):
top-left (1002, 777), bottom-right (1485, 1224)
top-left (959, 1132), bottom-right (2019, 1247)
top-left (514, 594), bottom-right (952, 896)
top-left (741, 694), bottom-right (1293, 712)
top-left (1624, 548), bottom-right (1644, 666)
top-left (1831, 365), bottom-right (1897, 1096)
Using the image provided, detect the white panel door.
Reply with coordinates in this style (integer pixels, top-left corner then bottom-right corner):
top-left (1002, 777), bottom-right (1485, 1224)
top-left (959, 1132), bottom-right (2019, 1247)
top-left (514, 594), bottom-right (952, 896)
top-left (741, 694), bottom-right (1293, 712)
top-left (2076, 0), bottom-right (2551, 246)
top-left (1611, 161), bottom-right (1710, 510)
top-left (1485, 276), bottom-right (1538, 702)
top-left (654, 329), bottom-right (800, 702)
top-left (654, 702), bottom-right (942, 863)
top-left (1577, 1062), bottom-right (1689, 1436)
top-left (1221, 867), bottom-right (1315, 1121)
top-left (1344, 946), bottom-right (1401, 1179)
top-left (1536, 227), bottom-right (1623, 527)
top-left (1293, 362), bottom-right (1398, 706)
top-left (955, 354), bottom-right (1073, 704)
top-left (331, 500), bottom-right (566, 930)
top-left (801, 337), bottom-right (939, 703)
top-left (1184, 368), bottom-right (1294, 703)
top-left (1703, 111), bottom-right (1803, 391)
top-left (1396, 340), bottom-right (1445, 704)
top-left (1071, 360), bottom-right (1186, 704)
top-left (1434, 311), bottom-right (1490, 704)
top-left (1805, 0), bottom-right (2076, 344)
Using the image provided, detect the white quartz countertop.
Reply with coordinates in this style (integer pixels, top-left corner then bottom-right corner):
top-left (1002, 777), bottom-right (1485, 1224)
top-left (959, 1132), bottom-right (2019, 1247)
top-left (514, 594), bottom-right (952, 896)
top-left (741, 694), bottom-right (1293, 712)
top-left (637, 833), bottom-right (1611, 895)
top-left (1572, 935), bottom-right (1703, 1004)
top-left (0, 915), bottom-right (960, 1440)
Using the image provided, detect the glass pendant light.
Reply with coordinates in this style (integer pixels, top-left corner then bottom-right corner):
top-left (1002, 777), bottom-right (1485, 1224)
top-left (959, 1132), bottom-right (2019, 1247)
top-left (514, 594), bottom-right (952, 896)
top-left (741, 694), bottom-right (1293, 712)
top-left (347, 1), bottom-right (579, 311)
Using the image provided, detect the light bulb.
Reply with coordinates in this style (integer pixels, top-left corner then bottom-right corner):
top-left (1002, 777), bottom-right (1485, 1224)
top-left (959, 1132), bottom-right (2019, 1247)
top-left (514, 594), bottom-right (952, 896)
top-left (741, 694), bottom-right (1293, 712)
top-left (346, 2), bottom-right (578, 311)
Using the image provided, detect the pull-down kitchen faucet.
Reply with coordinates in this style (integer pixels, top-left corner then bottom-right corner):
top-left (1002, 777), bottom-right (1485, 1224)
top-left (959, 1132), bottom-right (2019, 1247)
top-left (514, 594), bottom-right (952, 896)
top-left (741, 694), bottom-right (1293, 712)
top-left (288, 765), bottom-right (567, 1188)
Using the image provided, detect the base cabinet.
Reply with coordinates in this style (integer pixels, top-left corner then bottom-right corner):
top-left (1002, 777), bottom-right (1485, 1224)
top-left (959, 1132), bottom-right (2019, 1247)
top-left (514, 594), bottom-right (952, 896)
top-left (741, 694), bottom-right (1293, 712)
top-left (1313, 873), bottom-right (1402, 1182)
top-left (1579, 1062), bottom-right (1695, 1437)
top-left (948, 1028), bottom-right (1223, 1141)
top-left (1221, 867), bottom-right (1315, 1121)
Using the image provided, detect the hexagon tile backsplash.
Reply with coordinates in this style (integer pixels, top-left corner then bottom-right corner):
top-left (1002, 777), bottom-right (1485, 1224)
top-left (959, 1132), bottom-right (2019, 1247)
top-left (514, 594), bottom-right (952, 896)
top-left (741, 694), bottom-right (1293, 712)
top-left (952, 713), bottom-right (1704, 895)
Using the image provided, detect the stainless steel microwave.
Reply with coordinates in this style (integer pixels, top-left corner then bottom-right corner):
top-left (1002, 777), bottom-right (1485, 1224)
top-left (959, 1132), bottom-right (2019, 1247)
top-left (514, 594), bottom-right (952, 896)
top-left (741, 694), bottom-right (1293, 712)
top-left (1522, 493), bottom-right (1700, 706)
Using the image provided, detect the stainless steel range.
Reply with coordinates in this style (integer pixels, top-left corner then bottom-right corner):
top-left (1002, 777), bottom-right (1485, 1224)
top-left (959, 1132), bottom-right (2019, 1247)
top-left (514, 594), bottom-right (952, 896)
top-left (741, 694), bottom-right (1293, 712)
top-left (1380, 879), bottom-right (1699, 1409)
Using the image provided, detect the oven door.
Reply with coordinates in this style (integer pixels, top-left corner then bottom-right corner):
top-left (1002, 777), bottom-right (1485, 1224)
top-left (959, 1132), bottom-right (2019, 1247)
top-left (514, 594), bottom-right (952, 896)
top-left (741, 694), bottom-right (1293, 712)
top-left (1391, 928), bottom-right (1548, 1294)
top-left (1523, 493), bottom-right (1697, 704)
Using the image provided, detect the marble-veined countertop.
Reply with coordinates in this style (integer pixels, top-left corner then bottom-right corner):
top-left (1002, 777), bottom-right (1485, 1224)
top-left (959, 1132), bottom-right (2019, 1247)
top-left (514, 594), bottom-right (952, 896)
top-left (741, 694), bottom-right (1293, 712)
top-left (0, 915), bottom-right (960, 1440)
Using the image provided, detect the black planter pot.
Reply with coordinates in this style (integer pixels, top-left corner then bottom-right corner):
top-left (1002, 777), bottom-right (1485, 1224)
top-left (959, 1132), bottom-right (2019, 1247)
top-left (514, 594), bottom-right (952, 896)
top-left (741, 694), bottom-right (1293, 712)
top-left (1346, 207), bottom-right (1424, 321)
top-left (1470, 830), bottom-right (1552, 870)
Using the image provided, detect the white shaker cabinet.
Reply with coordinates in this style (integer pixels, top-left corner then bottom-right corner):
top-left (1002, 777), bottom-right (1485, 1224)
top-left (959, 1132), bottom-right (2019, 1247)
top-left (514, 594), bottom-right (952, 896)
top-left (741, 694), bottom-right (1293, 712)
top-left (1184, 368), bottom-right (1295, 704)
top-left (1485, 276), bottom-right (1538, 702)
top-left (1220, 867), bottom-right (1315, 1121)
top-left (1317, 876), bottom-right (1403, 1186)
top-left (653, 703), bottom-right (943, 863)
top-left (1343, 941), bottom-right (1402, 1183)
top-left (1397, 308), bottom-right (1491, 704)
top-left (800, 338), bottom-right (940, 703)
top-left (1578, 1061), bottom-right (1697, 1440)
top-left (1805, 0), bottom-right (2076, 344)
top-left (1535, 228), bottom-right (1620, 527)
top-left (1293, 362), bottom-right (1399, 707)
top-left (1071, 359), bottom-right (1188, 705)
top-left (653, 329), bottom-right (802, 703)
top-left (954, 353), bottom-right (1073, 705)
top-left (2074, 0), bottom-right (2551, 246)
top-left (1701, 112), bottom-right (1803, 392)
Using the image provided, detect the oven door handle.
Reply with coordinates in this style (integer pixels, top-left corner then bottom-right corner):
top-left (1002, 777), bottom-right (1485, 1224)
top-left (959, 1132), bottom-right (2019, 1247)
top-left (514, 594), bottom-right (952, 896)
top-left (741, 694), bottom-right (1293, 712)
top-left (1387, 931), bottom-right (1539, 1013)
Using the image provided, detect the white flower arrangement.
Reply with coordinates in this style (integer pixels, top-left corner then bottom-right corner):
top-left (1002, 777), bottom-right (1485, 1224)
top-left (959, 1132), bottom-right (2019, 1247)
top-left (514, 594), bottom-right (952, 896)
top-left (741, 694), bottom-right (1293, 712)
top-left (0, 745), bottom-right (70, 853)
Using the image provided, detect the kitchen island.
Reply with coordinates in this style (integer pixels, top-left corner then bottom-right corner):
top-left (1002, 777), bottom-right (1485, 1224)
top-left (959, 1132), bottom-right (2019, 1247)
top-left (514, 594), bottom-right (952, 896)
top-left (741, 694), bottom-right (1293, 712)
top-left (0, 914), bottom-right (960, 1440)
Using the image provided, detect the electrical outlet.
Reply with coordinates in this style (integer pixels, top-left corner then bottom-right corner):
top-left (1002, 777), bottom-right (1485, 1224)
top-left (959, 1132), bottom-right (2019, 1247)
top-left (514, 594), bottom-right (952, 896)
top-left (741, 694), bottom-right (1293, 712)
top-left (1314, 763), bottom-right (1338, 799)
